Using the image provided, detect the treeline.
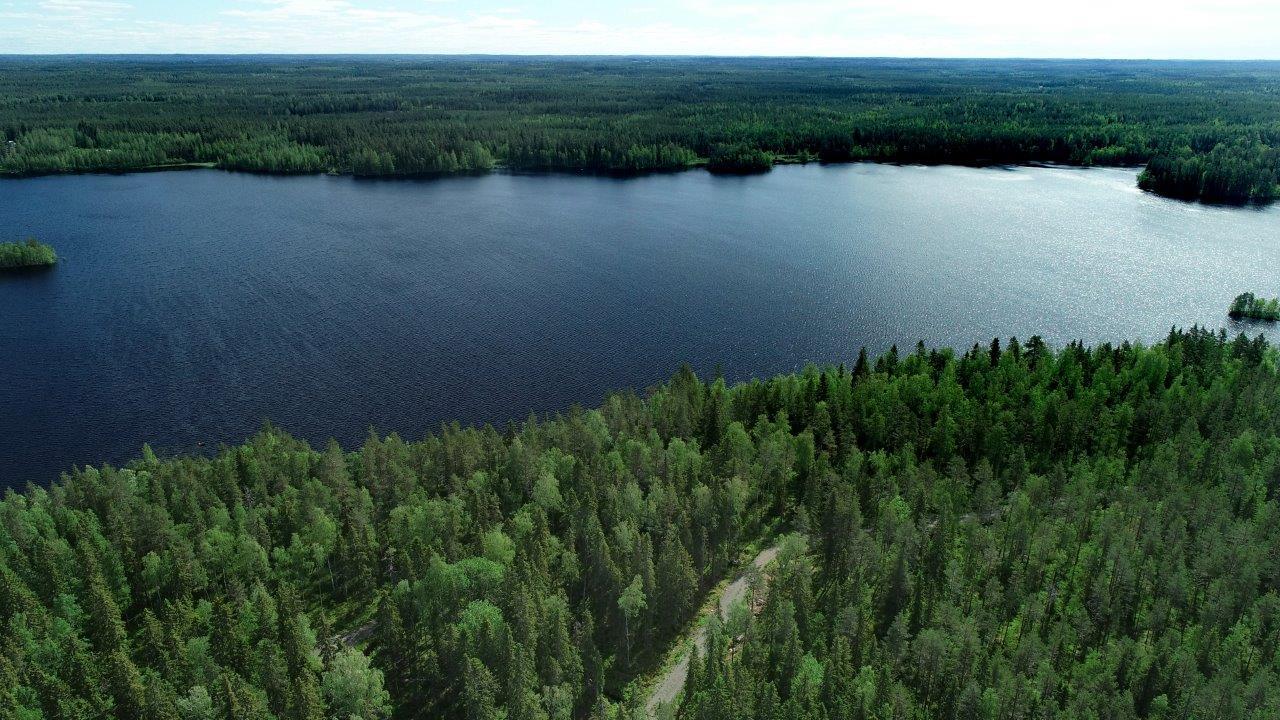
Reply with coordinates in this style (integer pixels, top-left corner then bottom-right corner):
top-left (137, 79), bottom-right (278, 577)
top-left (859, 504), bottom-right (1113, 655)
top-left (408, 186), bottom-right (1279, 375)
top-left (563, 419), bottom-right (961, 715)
top-left (707, 144), bottom-right (776, 174)
top-left (0, 238), bottom-right (57, 268)
top-left (1, 58), bottom-right (1278, 202)
top-left (4, 328), bottom-right (1280, 719)
top-left (1139, 141), bottom-right (1279, 203)
top-left (1229, 292), bottom-right (1280, 321)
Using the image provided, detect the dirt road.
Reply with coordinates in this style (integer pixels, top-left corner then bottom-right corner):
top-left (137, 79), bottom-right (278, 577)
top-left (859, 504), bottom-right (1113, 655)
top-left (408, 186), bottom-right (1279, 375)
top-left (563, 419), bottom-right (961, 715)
top-left (645, 544), bottom-right (780, 717)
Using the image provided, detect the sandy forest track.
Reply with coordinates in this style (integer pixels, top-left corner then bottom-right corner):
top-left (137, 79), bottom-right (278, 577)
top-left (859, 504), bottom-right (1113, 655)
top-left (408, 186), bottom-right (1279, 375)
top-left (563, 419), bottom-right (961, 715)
top-left (645, 544), bottom-right (781, 717)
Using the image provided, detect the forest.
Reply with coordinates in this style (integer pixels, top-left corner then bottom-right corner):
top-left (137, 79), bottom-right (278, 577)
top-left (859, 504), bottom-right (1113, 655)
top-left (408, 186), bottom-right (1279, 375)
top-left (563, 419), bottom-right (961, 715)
top-left (0, 239), bottom-right (57, 269)
top-left (0, 57), bottom-right (1278, 203)
top-left (4, 327), bottom-right (1280, 719)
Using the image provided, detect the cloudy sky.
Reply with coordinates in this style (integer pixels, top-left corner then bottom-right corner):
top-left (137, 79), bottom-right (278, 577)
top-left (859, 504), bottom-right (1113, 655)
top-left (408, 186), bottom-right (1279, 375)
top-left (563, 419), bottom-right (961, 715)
top-left (2, 0), bottom-right (1278, 58)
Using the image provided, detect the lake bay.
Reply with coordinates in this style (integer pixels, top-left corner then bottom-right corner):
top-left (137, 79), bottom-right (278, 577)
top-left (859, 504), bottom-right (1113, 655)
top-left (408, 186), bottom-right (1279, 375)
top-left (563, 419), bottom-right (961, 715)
top-left (2, 163), bottom-right (1276, 485)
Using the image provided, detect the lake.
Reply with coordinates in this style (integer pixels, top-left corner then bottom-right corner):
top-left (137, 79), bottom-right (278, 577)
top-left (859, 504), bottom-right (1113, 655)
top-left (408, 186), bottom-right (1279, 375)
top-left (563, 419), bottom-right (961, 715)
top-left (2, 163), bottom-right (1277, 486)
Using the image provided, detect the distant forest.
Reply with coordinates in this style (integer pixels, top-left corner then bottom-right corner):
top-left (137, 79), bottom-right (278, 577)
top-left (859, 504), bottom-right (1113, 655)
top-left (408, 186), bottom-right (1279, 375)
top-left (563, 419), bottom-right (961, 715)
top-left (5, 328), bottom-right (1280, 719)
top-left (1, 57), bottom-right (1278, 203)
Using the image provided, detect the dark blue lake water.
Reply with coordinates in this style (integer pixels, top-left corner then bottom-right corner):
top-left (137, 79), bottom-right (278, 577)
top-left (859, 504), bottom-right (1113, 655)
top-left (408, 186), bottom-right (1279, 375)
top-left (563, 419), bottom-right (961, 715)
top-left (2, 163), bottom-right (1277, 486)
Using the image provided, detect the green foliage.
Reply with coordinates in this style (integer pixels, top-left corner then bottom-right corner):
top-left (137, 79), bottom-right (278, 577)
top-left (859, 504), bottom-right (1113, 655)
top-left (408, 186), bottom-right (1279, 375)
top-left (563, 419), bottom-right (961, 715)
top-left (618, 575), bottom-right (648, 669)
top-left (1139, 141), bottom-right (1279, 204)
top-left (619, 576), bottom-right (647, 621)
top-left (1229, 292), bottom-right (1280, 321)
top-left (0, 238), bottom-right (56, 269)
top-left (707, 144), bottom-right (775, 174)
top-left (2, 58), bottom-right (1279, 201)
top-left (678, 329), bottom-right (1280, 720)
top-left (3, 327), bottom-right (1280, 718)
top-left (321, 648), bottom-right (390, 720)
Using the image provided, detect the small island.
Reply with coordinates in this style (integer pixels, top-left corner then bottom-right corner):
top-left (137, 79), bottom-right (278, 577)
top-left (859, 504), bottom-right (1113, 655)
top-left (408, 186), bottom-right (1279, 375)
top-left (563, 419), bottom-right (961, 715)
top-left (1229, 292), bottom-right (1279, 321)
top-left (0, 238), bottom-right (57, 269)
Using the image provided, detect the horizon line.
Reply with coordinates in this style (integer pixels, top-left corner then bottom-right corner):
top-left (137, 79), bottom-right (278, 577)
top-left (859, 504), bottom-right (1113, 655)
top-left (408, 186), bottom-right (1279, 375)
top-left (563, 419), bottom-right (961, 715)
top-left (3, 53), bottom-right (1280, 62)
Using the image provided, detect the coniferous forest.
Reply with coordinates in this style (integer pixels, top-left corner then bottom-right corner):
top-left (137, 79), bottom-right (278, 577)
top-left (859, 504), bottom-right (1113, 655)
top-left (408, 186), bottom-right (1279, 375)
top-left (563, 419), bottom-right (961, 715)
top-left (5, 328), bottom-right (1280, 719)
top-left (1, 57), bottom-right (1278, 203)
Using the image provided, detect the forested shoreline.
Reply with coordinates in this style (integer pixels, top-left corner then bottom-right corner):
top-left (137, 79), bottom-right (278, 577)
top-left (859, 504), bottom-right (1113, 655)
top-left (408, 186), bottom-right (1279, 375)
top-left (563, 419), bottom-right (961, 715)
top-left (2, 57), bottom-right (1278, 203)
top-left (4, 328), bottom-right (1280, 719)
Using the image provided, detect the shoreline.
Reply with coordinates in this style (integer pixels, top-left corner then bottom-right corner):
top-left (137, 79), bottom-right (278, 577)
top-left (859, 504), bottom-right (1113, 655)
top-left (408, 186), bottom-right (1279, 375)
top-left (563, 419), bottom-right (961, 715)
top-left (0, 156), bottom-right (1225, 202)
top-left (3, 157), bottom-right (1267, 208)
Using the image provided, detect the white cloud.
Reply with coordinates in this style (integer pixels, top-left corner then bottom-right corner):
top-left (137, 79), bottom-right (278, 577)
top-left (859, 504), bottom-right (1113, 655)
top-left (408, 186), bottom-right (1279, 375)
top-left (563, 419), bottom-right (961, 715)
top-left (39, 0), bottom-right (131, 15)
top-left (3, 0), bottom-right (1280, 57)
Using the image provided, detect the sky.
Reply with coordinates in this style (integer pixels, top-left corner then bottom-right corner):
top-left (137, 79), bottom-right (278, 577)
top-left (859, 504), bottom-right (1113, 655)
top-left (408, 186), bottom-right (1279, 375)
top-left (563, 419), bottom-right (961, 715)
top-left (2, 0), bottom-right (1279, 58)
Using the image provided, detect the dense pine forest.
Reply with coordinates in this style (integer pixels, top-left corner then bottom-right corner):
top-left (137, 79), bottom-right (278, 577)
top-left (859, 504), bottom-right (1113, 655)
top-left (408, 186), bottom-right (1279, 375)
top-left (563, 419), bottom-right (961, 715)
top-left (1, 57), bottom-right (1278, 203)
top-left (4, 328), bottom-right (1280, 719)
